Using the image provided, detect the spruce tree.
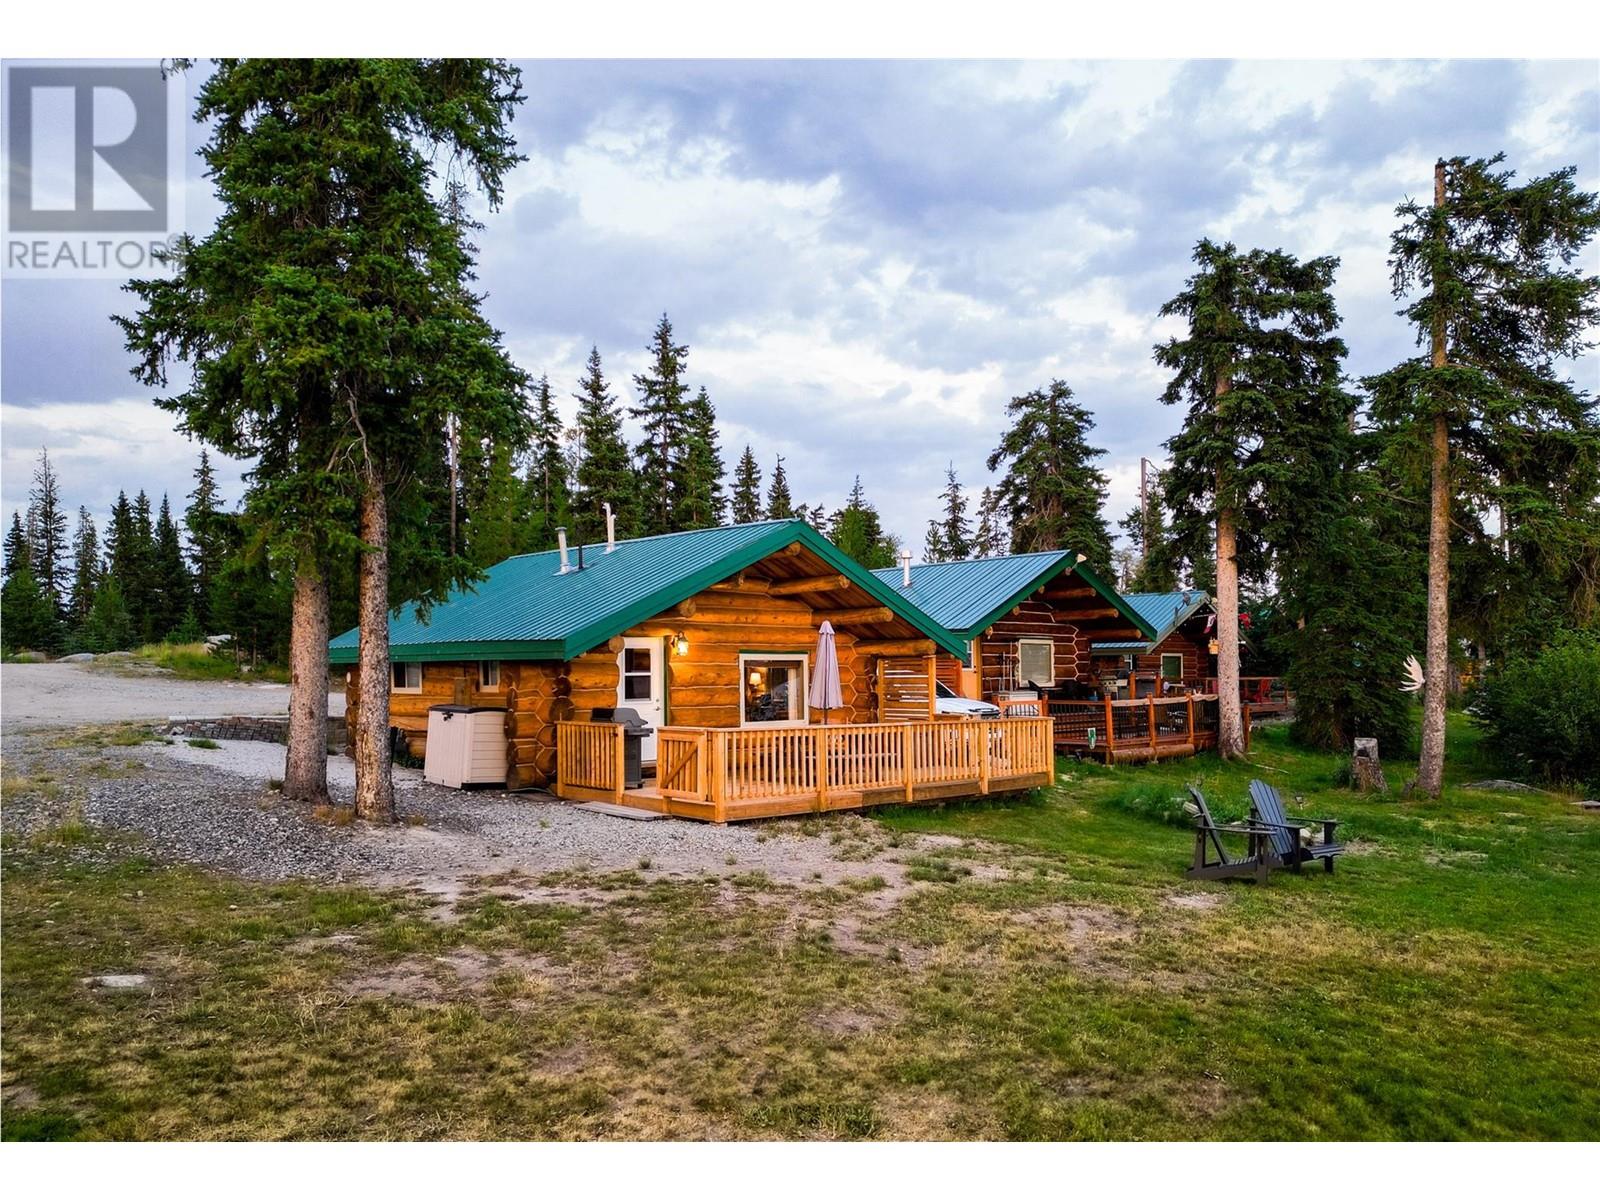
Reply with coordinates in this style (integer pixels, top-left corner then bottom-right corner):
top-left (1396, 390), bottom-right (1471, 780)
top-left (676, 386), bottom-right (726, 529)
top-left (81, 576), bottom-right (135, 653)
top-left (987, 380), bottom-right (1113, 572)
top-left (3, 511), bottom-right (29, 578)
top-left (185, 451), bottom-right (228, 629)
top-left (630, 313), bottom-right (691, 535)
top-left (1366, 155), bottom-right (1600, 797)
top-left (830, 476), bottom-right (898, 569)
top-left (153, 494), bottom-right (192, 637)
top-left (765, 455), bottom-right (795, 520)
top-left (525, 373), bottom-right (570, 548)
top-left (0, 566), bottom-right (61, 655)
top-left (26, 448), bottom-right (70, 616)
top-left (466, 438), bottom-right (524, 568)
top-left (68, 507), bottom-right (101, 627)
top-left (1155, 241), bottom-right (1348, 759)
top-left (1118, 500), bottom-right (1179, 593)
top-left (935, 464), bottom-right (972, 561)
top-left (572, 346), bottom-right (638, 543)
top-left (923, 520), bottom-right (948, 564)
top-left (972, 486), bottom-right (1008, 558)
top-left (730, 445), bottom-right (764, 524)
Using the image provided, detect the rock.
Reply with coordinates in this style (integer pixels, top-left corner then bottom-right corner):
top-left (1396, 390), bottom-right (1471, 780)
top-left (101, 650), bottom-right (135, 659)
top-left (58, 652), bottom-right (96, 663)
top-left (1463, 779), bottom-right (1543, 793)
top-left (84, 973), bottom-right (150, 990)
top-left (11, 650), bottom-right (48, 662)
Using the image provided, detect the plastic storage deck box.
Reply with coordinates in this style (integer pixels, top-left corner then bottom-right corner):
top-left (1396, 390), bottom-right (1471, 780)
top-left (423, 705), bottom-right (508, 788)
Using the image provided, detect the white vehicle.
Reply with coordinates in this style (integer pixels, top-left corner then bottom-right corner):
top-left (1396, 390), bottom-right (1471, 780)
top-left (934, 680), bottom-right (1001, 719)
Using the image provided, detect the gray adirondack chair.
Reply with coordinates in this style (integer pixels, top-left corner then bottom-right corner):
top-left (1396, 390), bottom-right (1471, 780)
top-left (1247, 780), bottom-right (1345, 874)
top-left (1184, 786), bottom-right (1271, 883)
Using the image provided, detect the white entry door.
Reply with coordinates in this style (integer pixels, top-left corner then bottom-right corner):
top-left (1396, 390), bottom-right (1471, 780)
top-left (617, 637), bottom-right (664, 763)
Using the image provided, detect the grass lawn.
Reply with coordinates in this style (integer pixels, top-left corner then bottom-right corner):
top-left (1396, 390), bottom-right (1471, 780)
top-left (3, 716), bottom-right (1597, 1140)
top-left (100, 642), bottom-right (291, 684)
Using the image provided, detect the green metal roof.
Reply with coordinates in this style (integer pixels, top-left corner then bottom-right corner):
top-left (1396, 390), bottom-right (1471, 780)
top-left (1091, 590), bottom-right (1211, 653)
top-left (871, 552), bottom-right (1160, 641)
top-left (329, 519), bottom-right (971, 664)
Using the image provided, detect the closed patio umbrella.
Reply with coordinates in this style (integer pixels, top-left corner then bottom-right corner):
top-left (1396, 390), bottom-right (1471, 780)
top-left (809, 620), bottom-right (844, 725)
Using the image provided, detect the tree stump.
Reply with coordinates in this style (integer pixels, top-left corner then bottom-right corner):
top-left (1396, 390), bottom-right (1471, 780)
top-left (1352, 737), bottom-right (1388, 793)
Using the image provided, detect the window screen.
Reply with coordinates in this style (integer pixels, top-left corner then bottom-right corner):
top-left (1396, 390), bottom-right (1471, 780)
top-left (1017, 639), bottom-right (1054, 687)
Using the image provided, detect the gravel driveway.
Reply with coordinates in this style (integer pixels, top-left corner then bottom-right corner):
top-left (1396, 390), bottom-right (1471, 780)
top-left (0, 661), bottom-right (344, 731)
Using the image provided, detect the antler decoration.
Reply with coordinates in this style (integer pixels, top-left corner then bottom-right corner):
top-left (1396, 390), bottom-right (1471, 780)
top-left (1399, 655), bottom-right (1425, 694)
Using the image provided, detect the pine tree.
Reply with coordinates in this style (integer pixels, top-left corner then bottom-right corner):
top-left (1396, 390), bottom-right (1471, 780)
top-left (923, 520), bottom-right (948, 564)
top-left (630, 313), bottom-right (692, 535)
top-left (932, 464), bottom-right (972, 561)
top-left (26, 448), bottom-right (70, 615)
top-left (766, 455), bottom-right (796, 520)
top-left (125, 491), bottom-right (158, 641)
top-left (68, 507), bottom-right (101, 627)
top-left (987, 380), bottom-right (1113, 572)
top-left (185, 451), bottom-right (228, 629)
top-left (1118, 500), bottom-right (1178, 593)
top-left (153, 494), bottom-right (192, 637)
top-left (675, 386), bottom-right (726, 529)
top-left (0, 566), bottom-right (62, 654)
top-left (1366, 155), bottom-right (1600, 797)
top-left (830, 477), bottom-right (898, 569)
top-left (81, 576), bottom-right (136, 653)
top-left (1155, 240), bottom-right (1349, 760)
top-left (730, 445), bottom-right (764, 524)
top-left (524, 373), bottom-right (570, 548)
top-left (466, 438), bottom-right (524, 568)
top-left (572, 346), bottom-right (638, 544)
top-left (972, 486), bottom-right (1007, 558)
top-left (3, 511), bottom-right (29, 578)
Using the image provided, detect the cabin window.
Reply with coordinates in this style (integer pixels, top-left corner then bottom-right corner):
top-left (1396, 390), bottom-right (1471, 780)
top-left (622, 648), bottom-right (655, 701)
top-left (1160, 653), bottom-right (1184, 682)
top-left (1016, 638), bottom-right (1054, 688)
top-left (478, 661), bottom-right (501, 691)
top-left (392, 662), bottom-right (422, 693)
top-left (740, 653), bottom-right (809, 727)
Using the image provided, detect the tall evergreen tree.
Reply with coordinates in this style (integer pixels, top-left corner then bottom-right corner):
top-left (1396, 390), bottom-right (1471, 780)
top-left (524, 373), bottom-right (570, 548)
top-left (1118, 499), bottom-right (1179, 593)
top-left (466, 438), bottom-right (524, 568)
top-left (830, 476), bottom-right (898, 569)
top-left (925, 464), bottom-right (972, 562)
top-left (80, 576), bottom-right (136, 653)
top-left (0, 566), bottom-right (61, 654)
top-left (1366, 155), bottom-right (1600, 797)
top-left (3, 511), bottom-right (29, 578)
top-left (730, 445), bottom-right (763, 524)
top-left (765, 455), bottom-right (795, 520)
top-left (185, 452), bottom-right (228, 631)
top-left (1155, 241), bottom-right (1348, 759)
top-left (972, 486), bottom-right (1007, 558)
top-left (572, 346), bottom-right (638, 544)
top-left (68, 507), bottom-right (101, 627)
top-left (987, 380), bottom-right (1113, 572)
top-left (675, 386), bottom-right (726, 529)
top-left (26, 448), bottom-right (70, 615)
top-left (152, 494), bottom-right (192, 637)
top-left (630, 313), bottom-right (692, 535)
top-left (120, 59), bottom-right (528, 821)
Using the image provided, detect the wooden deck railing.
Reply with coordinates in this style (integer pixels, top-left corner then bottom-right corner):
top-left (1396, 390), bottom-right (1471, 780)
top-left (555, 718), bottom-right (1055, 820)
top-left (1203, 676), bottom-right (1291, 711)
top-left (995, 694), bottom-right (1246, 759)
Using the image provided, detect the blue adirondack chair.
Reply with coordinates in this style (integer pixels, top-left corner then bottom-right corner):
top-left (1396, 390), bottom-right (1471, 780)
top-left (1247, 779), bottom-right (1345, 874)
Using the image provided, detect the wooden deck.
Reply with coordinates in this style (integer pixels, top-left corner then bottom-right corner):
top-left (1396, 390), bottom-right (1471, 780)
top-left (996, 694), bottom-right (1248, 763)
top-left (555, 718), bottom-right (1055, 822)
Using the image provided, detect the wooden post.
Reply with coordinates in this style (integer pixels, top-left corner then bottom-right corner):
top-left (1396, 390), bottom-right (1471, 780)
top-left (710, 731), bottom-right (726, 824)
top-left (1243, 703), bottom-right (1252, 752)
top-left (612, 722), bottom-right (625, 803)
top-left (1103, 697), bottom-right (1115, 754)
top-left (903, 723), bottom-right (915, 803)
top-left (1187, 695), bottom-right (1195, 750)
top-left (1148, 696), bottom-right (1157, 751)
top-left (978, 722), bottom-right (990, 795)
top-left (815, 725), bottom-right (827, 814)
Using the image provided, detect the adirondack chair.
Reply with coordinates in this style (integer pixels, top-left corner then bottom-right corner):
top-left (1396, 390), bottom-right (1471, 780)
top-left (1184, 786), bottom-right (1271, 883)
top-left (1247, 780), bottom-right (1345, 874)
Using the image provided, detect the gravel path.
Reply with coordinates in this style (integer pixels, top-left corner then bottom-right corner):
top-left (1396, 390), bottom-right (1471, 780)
top-left (3, 729), bottom-right (967, 901)
top-left (1, 661), bottom-right (344, 731)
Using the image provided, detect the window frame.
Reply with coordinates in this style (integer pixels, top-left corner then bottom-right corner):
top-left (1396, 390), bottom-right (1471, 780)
top-left (1016, 638), bottom-right (1055, 688)
top-left (1160, 652), bottom-right (1184, 683)
top-left (478, 661), bottom-right (502, 691)
top-left (738, 652), bottom-right (810, 728)
top-left (392, 662), bottom-right (422, 693)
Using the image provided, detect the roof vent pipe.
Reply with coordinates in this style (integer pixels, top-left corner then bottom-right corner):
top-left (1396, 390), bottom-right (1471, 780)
top-left (901, 550), bottom-right (912, 588)
top-left (603, 503), bottom-right (616, 553)
top-left (556, 526), bottom-right (571, 574)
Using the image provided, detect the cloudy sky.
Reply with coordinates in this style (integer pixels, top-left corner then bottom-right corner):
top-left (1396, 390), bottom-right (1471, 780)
top-left (3, 58), bottom-right (1597, 557)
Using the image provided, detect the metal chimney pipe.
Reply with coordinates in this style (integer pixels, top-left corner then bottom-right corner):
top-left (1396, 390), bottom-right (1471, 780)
top-left (603, 502), bottom-right (616, 553)
top-left (556, 526), bottom-right (571, 574)
top-left (901, 550), bottom-right (912, 588)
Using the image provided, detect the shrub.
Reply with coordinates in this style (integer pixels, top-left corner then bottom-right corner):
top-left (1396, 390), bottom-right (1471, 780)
top-left (1471, 632), bottom-right (1600, 794)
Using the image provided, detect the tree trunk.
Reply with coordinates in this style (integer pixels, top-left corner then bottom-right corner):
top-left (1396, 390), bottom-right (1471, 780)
top-left (283, 564), bottom-right (329, 803)
top-left (353, 481), bottom-right (395, 822)
top-left (1417, 159), bottom-right (1450, 799)
top-left (1216, 492), bottom-right (1245, 759)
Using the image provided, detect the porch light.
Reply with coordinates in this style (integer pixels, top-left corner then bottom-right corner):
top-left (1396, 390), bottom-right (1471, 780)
top-left (672, 630), bottom-right (690, 656)
top-left (748, 669), bottom-right (762, 686)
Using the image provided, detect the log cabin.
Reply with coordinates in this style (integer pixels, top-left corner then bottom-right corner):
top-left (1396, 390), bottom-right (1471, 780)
top-left (1089, 590), bottom-right (1215, 697)
top-left (328, 520), bottom-right (1056, 820)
